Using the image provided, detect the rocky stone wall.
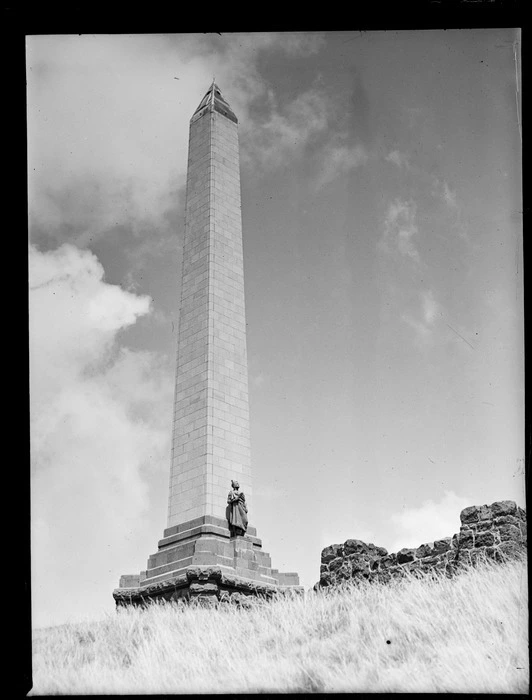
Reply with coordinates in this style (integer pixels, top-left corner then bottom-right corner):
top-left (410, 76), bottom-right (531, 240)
top-left (317, 500), bottom-right (527, 589)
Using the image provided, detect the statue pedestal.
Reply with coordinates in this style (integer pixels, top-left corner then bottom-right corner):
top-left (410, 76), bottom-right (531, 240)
top-left (113, 516), bottom-right (301, 606)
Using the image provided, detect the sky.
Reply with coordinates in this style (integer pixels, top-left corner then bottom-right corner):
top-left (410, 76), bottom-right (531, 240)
top-left (27, 30), bottom-right (524, 629)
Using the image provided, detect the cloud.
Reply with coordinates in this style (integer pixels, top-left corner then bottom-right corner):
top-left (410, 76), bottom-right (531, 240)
top-left (386, 149), bottom-right (410, 169)
top-left (211, 32), bottom-right (325, 129)
top-left (431, 177), bottom-right (458, 210)
top-left (421, 289), bottom-right (438, 325)
top-left (27, 33), bottom-right (326, 248)
top-left (378, 200), bottom-right (448, 346)
top-left (315, 142), bottom-right (368, 189)
top-left (401, 289), bottom-right (441, 345)
top-left (401, 314), bottom-right (432, 343)
top-left (388, 491), bottom-right (473, 552)
top-left (442, 181), bottom-right (458, 209)
top-left (27, 35), bottom-right (196, 244)
top-left (379, 198), bottom-right (421, 263)
top-left (30, 244), bottom-right (173, 627)
top-left (244, 87), bottom-right (330, 169)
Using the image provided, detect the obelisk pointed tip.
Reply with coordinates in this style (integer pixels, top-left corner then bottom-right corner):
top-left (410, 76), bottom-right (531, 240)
top-left (192, 81), bottom-right (238, 123)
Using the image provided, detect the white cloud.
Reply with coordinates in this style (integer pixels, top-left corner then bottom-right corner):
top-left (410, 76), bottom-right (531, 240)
top-left (386, 149), bottom-right (410, 169)
top-left (442, 181), bottom-right (458, 208)
top-left (379, 198), bottom-right (421, 263)
top-left (27, 33), bottom-right (326, 244)
top-left (30, 244), bottom-right (151, 404)
top-left (378, 201), bottom-right (447, 346)
top-left (213, 32), bottom-right (325, 129)
top-left (431, 177), bottom-right (458, 210)
top-left (30, 244), bottom-right (173, 627)
top-left (388, 491), bottom-right (473, 552)
top-left (401, 314), bottom-right (432, 343)
top-left (315, 143), bottom-right (368, 189)
top-left (27, 36), bottom-right (195, 239)
top-left (421, 289), bottom-right (438, 325)
top-left (401, 289), bottom-right (441, 345)
top-left (245, 87), bottom-right (330, 169)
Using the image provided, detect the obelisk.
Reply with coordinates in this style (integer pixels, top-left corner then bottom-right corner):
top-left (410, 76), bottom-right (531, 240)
top-left (114, 83), bottom-right (300, 605)
top-left (168, 81), bottom-right (251, 527)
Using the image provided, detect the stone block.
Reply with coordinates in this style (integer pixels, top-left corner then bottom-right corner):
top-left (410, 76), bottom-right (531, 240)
top-left (142, 563), bottom-right (192, 585)
top-left (459, 530), bottom-right (474, 548)
top-left (379, 554), bottom-right (398, 569)
top-left (343, 539), bottom-right (368, 555)
top-left (194, 538), bottom-right (228, 556)
top-left (474, 531), bottom-right (495, 548)
top-left (350, 558), bottom-right (370, 574)
top-left (319, 571), bottom-right (332, 587)
top-left (460, 505), bottom-right (479, 524)
top-left (254, 551), bottom-right (272, 568)
top-left (234, 566), bottom-right (259, 581)
top-left (433, 538), bottom-right (452, 554)
top-left (119, 574), bottom-right (140, 588)
top-left (149, 541), bottom-right (195, 568)
top-left (491, 500), bottom-right (517, 518)
top-left (397, 548), bottom-right (416, 564)
top-left (478, 504), bottom-right (492, 520)
top-left (416, 543), bottom-right (434, 558)
top-left (321, 544), bottom-right (344, 563)
top-left (476, 519), bottom-right (493, 532)
top-left (456, 549), bottom-right (471, 566)
top-left (328, 557), bottom-right (345, 572)
top-left (498, 523), bottom-right (521, 542)
top-left (192, 552), bottom-right (221, 566)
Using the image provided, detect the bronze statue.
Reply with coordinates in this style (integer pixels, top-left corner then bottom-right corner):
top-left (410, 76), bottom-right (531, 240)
top-left (226, 480), bottom-right (248, 536)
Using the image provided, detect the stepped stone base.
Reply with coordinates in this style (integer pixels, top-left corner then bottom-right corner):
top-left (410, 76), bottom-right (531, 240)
top-left (113, 516), bottom-right (301, 606)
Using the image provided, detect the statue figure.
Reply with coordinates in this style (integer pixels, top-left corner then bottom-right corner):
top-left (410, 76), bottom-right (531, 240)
top-left (226, 479), bottom-right (248, 536)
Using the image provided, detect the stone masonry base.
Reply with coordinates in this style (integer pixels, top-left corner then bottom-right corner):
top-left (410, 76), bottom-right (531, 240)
top-left (113, 516), bottom-right (301, 606)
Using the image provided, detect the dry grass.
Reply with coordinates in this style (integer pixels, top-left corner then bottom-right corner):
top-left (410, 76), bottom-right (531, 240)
top-left (30, 556), bottom-right (528, 694)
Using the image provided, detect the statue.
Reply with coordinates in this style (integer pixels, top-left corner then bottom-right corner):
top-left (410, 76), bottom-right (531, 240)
top-left (226, 480), bottom-right (248, 536)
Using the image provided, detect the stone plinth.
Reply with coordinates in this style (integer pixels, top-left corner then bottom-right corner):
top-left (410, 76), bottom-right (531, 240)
top-left (113, 516), bottom-right (301, 606)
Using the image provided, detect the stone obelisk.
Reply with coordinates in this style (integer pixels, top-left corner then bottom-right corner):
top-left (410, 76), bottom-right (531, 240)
top-left (168, 82), bottom-right (251, 527)
top-left (114, 83), bottom-right (300, 605)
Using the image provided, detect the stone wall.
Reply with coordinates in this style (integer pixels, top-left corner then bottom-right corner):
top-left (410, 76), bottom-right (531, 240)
top-left (317, 500), bottom-right (527, 589)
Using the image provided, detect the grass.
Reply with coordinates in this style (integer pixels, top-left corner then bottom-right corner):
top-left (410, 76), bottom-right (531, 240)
top-left (29, 556), bottom-right (528, 694)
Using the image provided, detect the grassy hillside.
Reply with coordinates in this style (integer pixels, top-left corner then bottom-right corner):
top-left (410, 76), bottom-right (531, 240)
top-left (30, 557), bottom-right (528, 694)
